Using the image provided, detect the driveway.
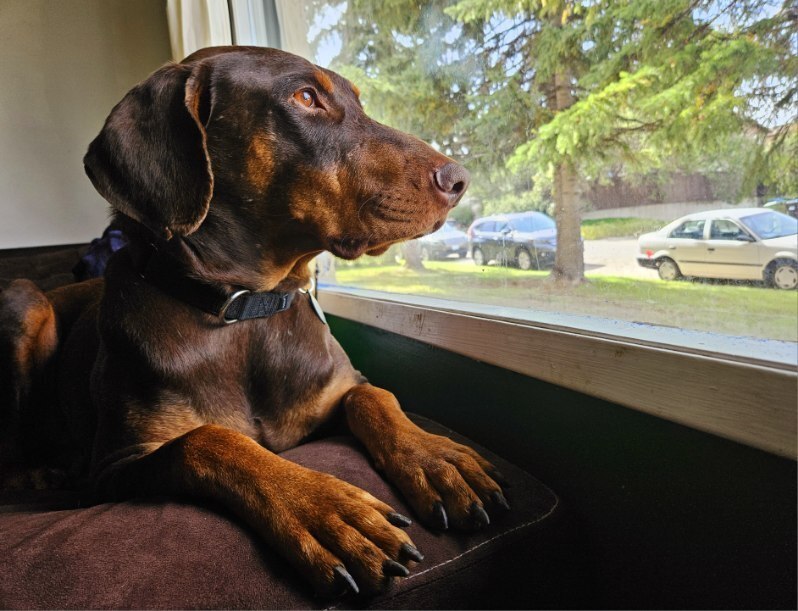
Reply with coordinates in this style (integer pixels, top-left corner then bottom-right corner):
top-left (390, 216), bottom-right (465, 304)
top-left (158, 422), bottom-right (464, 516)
top-left (583, 238), bottom-right (654, 279)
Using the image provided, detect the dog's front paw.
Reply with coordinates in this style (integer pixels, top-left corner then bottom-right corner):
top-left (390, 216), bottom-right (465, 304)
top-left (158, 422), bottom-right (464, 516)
top-left (260, 464), bottom-right (422, 597)
top-left (376, 429), bottom-right (510, 532)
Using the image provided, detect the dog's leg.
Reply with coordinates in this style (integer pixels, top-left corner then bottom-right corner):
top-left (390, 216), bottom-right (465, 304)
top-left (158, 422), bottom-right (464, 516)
top-left (343, 383), bottom-right (509, 531)
top-left (0, 279), bottom-right (104, 489)
top-left (94, 424), bottom-right (421, 595)
top-left (0, 280), bottom-right (60, 488)
top-left (0, 280), bottom-right (58, 410)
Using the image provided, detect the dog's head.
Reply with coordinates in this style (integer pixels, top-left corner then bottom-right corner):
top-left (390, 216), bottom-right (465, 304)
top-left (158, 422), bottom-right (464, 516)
top-left (84, 46), bottom-right (469, 265)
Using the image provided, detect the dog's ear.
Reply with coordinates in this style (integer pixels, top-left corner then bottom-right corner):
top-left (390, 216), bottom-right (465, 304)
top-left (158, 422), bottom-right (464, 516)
top-left (83, 62), bottom-right (214, 239)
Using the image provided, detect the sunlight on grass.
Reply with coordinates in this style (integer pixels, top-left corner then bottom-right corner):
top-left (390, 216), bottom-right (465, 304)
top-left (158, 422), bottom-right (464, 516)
top-left (334, 261), bottom-right (798, 342)
top-left (581, 217), bottom-right (664, 239)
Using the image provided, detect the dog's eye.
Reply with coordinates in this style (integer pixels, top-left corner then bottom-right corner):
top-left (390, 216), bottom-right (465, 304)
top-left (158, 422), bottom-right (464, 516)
top-left (294, 89), bottom-right (318, 108)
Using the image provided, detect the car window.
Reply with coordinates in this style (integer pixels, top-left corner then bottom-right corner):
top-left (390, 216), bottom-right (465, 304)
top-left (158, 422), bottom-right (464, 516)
top-left (710, 220), bottom-right (748, 241)
top-left (475, 221), bottom-right (495, 233)
top-left (512, 215), bottom-right (556, 232)
top-left (669, 220), bottom-right (706, 239)
top-left (739, 211), bottom-right (798, 240)
top-left (495, 222), bottom-right (510, 233)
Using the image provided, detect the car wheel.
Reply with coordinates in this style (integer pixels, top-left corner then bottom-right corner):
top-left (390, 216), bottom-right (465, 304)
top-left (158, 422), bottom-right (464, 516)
top-left (769, 260), bottom-right (798, 290)
top-left (421, 246), bottom-right (431, 262)
top-left (516, 248), bottom-right (533, 271)
top-left (657, 258), bottom-right (681, 281)
top-left (473, 247), bottom-right (485, 266)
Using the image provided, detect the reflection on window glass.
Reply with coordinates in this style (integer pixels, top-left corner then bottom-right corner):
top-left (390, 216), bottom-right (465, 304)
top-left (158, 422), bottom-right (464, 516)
top-left (670, 220), bottom-right (707, 240)
top-left (710, 220), bottom-right (747, 240)
top-left (740, 211), bottom-right (798, 240)
top-left (303, 1), bottom-right (798, 345)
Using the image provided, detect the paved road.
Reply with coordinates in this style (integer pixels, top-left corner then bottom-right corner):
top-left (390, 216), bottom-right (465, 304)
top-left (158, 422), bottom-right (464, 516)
top-left (583, 238), bottom-right (655, 279)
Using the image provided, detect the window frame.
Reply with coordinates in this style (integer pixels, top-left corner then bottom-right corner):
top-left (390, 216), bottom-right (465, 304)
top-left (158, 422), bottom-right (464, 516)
top-left (318, 286), bottom-right (797, 460)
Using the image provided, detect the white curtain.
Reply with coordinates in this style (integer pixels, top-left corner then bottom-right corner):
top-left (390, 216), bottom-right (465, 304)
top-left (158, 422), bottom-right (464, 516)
top-left (166, 0), bottom-right (313, 62)
top-left (166, 0), bottom-right (233, 62)
top-left (274, 0), bottom-right (312, 60)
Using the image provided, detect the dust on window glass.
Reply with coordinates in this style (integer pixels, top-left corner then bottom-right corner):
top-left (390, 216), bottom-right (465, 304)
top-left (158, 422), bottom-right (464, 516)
top-left (301, 1), bottom-right (798, 347)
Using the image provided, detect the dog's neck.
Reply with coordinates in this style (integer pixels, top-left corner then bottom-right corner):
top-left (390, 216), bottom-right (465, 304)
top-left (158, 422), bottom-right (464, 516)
top-left (115, 214), bottom-right (319, 293)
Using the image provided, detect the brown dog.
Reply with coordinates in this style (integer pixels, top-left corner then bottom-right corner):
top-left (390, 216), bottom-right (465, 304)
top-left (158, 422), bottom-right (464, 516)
top-left (0, 46), bottom-right (508, 596)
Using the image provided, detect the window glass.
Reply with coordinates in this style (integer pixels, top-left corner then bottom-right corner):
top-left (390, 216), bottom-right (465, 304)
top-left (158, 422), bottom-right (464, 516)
top-left (512, 214), bottom-right (556, 232)
top-left (710, 220), bottom-right (747, 240)
top-left (669, 220), bottom-right (706, 239)
top-left (304, 1), bottom-right (798, 348)
top-left (740, 211), bottom-right (798, 240)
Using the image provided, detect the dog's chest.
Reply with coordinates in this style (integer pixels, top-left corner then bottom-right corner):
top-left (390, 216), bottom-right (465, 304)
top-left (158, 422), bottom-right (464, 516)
top-left (241, 321), bottom-right (345, 451)
top-left (171, 311), bottom-right (348, 452)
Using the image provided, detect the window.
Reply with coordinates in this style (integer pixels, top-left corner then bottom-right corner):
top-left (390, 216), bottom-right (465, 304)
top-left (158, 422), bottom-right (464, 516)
top-left (740, 211), bottom-right (798, 240)
top-left (512, 214), bottom-right (555, 233)
top-left (669, 220), bottom-right (706, 240)
top-left (710, 220), bottom-right (748, 241)
top-left (301, 1), bottom-right (796, 350)
top-left (294, 2), bottom-right (796, 457)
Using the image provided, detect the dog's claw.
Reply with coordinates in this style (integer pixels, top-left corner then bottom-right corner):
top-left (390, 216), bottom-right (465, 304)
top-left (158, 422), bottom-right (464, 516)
top-left (400, 542), bottom-right (425, 563)
top-left (491, 490), bottom-right (511, 511)
top-left (333, 565), bottom-right (360, 595)
top-left (432, 501), bottom-right (449, 530)
top-left (387, 512), bottom-right (413, 527)
top-left (383, 559), bottom-right (410, 577)
top-left (489, 468), bottom-right (511, 488)
top-left (470, 502), bottom-right (490, 528)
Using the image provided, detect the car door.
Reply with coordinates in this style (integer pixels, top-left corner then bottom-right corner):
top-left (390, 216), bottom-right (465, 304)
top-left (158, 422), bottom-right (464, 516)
top-left (666, 219), bottom-right (707, 276)
top-left (704, 219), bottom-right (760, 280)
top-left (471, 220), bottom-right (494, 258)
top-left (493, 220), bottom-right (511, 264)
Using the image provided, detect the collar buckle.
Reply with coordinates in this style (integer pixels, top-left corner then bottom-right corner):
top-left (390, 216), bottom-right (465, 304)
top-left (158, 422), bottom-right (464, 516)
top-left (220, 289), bottom-right (251, 324)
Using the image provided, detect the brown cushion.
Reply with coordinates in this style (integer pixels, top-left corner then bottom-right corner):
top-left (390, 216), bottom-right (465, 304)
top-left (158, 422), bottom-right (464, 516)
top-left (0, 415), bottom-right (571, 609)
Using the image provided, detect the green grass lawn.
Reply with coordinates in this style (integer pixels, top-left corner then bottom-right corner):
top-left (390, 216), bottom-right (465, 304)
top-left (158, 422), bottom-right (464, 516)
top-left (581, 217), bottom-right (664, 239)
top-left (334, 260), bottom-right (798, 342)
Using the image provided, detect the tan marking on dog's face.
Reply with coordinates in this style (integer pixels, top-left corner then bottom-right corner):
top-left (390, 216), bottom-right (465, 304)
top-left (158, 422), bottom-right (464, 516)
top-left (313, 68), bottom-right (335, 94)
top-left (350, 82), bottom-right (361, 98)
top-left (246, 133), bottom-right (275, 193)
top-left (281, 131), bottom-right (456, 259)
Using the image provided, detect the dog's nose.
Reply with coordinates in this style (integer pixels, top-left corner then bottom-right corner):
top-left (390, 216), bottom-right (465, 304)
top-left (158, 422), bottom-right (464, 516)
top-left (433, 163), bottom-right (470, 207)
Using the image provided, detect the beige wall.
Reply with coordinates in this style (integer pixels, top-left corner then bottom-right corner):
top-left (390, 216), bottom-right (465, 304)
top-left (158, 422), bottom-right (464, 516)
top-left (0, 0), bottom-right (172, 248)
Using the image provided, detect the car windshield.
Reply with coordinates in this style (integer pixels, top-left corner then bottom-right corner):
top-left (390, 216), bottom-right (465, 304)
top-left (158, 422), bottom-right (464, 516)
top-left (511, 215), bottom-right (555, 232)
top-left (739, 211), bottom-right (798, 239)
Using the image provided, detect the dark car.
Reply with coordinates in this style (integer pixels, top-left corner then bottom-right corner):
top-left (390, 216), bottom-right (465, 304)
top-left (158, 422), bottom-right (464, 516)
top-left (467, 211), bottom-right (557, 270)
top-left (417, 220), bottom-right (468, 260)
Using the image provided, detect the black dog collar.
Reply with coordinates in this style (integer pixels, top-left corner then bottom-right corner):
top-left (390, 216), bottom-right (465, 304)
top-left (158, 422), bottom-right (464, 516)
top-left (139, 244), bottom-right (295, 324)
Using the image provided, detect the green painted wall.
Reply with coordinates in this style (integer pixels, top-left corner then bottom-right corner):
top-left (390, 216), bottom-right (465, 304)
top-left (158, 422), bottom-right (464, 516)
top-left (329, 315), bottom-right (797, 609)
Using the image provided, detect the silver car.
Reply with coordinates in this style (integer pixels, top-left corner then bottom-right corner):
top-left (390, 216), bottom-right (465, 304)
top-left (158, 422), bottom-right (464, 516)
top-left (637, 208), bottom-right (798, 289)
